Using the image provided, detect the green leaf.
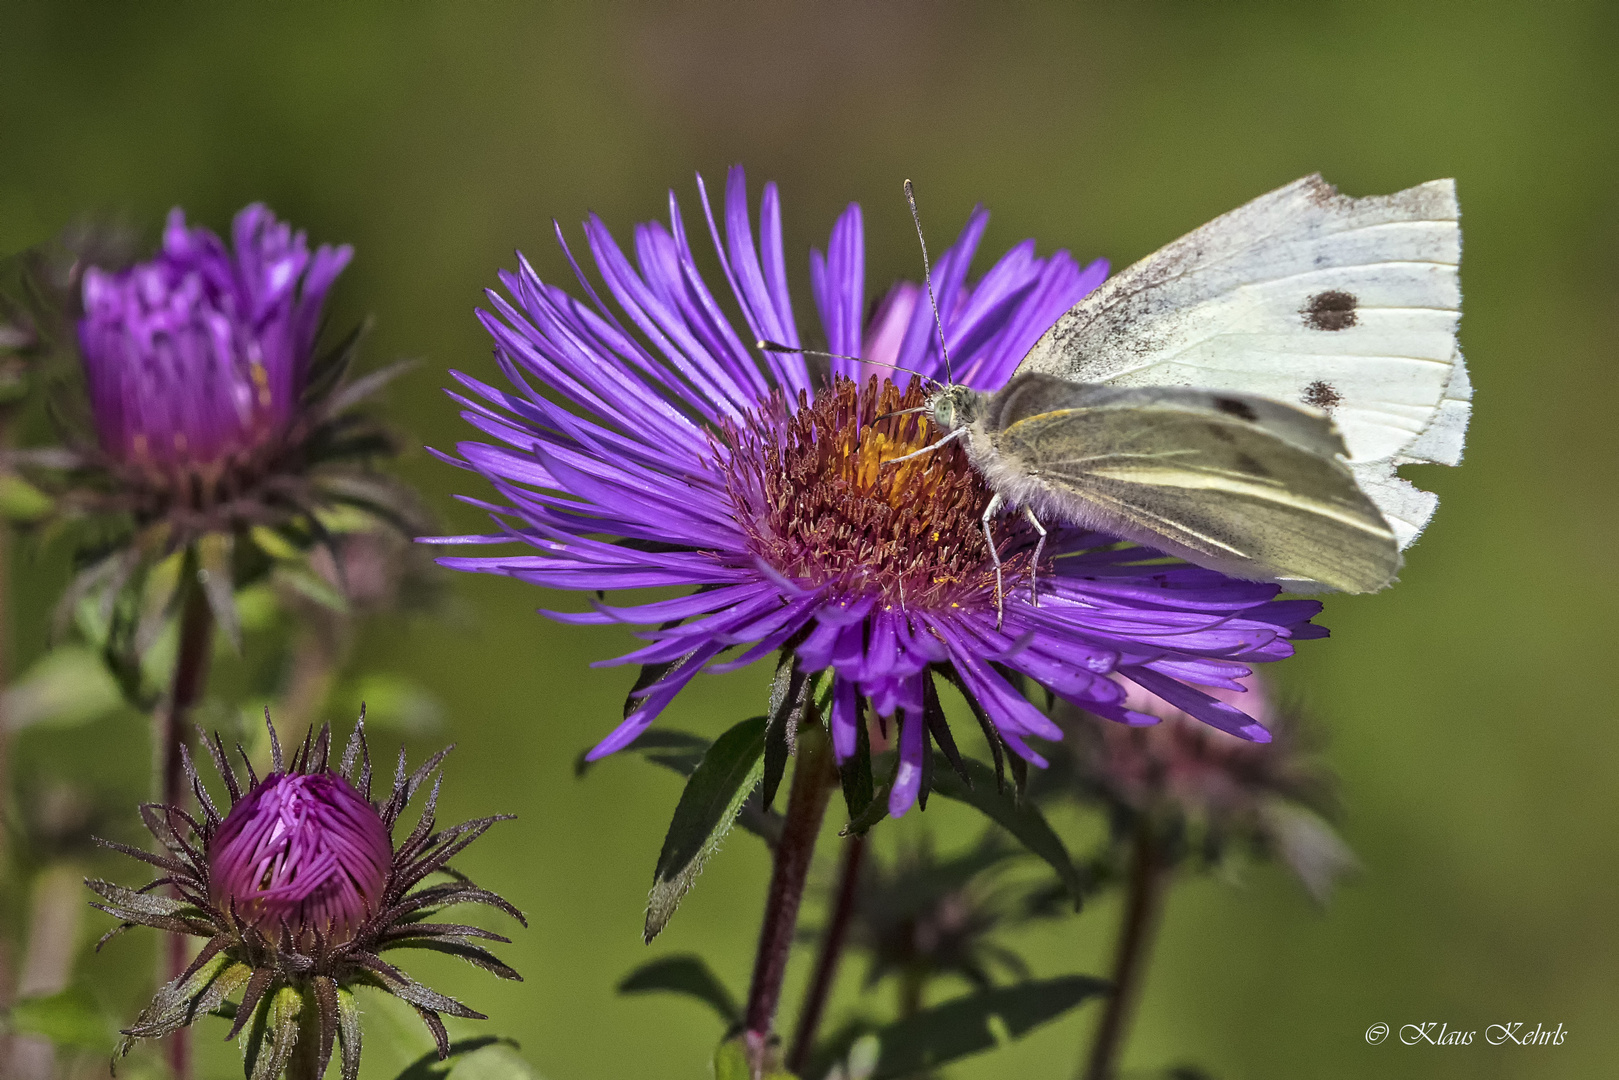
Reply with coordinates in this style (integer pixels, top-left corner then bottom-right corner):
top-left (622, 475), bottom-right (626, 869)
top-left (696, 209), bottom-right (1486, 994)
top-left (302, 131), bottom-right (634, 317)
top-left (762, 654), bottom-right (808, 810)
top-left (118, 953), bottom-right (252, 1053)
top-left (644, 716), bottom-right (768, 942)
top-left (248, 524), bottom-right (303, 561)
top-left (616, 954), bottom-right (740, 1027)
top-left (448, 1042), bottom-right (541, 1080)
top-left (273, 562), bottom-right (349, 613)
top-left (6, 986), bottom-right (115, 1049)
top-left (0, 470), bottom-right (52, 523)
top-left (823, 1033), bottom-right (881, 1080)
top-left (620, 631), bottom-right (707, 724)
top-left (929, 755), bottom-right (1086, 909)
top-left (393, 1036), bottom-right (527, 1080)
top-left (578, 728), bottom-right (783, 846)
top-left (712, 1037), bottom-right (796, 1080)
top-left (336, 986), bottom-right (363, 1080)
top-left (839, 750), bottom-right (1082, 904)
top-left (242, 983), bottom-right (304, 1080)
top-left (843, 749), bottom-right (899, 836)
top-left (1, 644), bottom-right (122, 731)
top-left (864, 977), bottom-right (1107, 1078)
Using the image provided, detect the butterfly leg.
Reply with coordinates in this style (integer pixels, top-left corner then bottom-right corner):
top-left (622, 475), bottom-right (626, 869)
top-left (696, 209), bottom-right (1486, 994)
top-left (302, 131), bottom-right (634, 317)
top-left (882, 427), bottom-right (965, 465)
top-left (1023, 506), bottom-right (1047, 608)
top-left (981, 492), bottom-right (1005, 629)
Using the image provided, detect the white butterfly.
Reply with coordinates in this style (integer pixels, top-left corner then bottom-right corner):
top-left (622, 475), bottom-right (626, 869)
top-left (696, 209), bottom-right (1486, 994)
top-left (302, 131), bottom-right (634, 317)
top-left (916, 174), bottom-right (1469, 603)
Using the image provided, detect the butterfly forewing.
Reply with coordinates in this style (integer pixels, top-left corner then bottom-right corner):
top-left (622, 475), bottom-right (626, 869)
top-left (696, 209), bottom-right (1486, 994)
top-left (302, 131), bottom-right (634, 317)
top-left (1016, 173), bottom-right (1467, 547)
top-left (989, 379), bottom-right (1400, 593)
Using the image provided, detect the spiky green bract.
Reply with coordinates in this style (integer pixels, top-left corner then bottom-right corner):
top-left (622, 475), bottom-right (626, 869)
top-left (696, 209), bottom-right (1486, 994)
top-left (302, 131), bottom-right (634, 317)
top-left (89, 713), bottom-right (524, 1078)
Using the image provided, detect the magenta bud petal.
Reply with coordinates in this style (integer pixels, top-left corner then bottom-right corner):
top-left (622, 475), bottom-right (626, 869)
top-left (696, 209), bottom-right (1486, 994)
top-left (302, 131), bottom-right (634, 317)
top-left (209, 772), bottom-right (391, 948)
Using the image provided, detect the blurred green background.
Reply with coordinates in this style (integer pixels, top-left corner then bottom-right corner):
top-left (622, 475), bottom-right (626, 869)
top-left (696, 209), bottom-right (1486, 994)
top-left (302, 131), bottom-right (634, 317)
top-left (2, 1), bottom-right (1616, 1077)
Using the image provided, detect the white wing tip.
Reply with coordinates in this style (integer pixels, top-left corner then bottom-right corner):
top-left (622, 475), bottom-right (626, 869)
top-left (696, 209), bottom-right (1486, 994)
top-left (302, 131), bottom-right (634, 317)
top-left (1295, 174), bottom-right (1458, 220)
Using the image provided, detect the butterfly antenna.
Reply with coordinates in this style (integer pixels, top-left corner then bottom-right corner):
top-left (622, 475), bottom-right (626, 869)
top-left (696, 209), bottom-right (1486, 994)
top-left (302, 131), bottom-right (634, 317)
top-left (756, 339), bottom-right (939, 386)
top-left (904, 179), bottom-right (954, 385)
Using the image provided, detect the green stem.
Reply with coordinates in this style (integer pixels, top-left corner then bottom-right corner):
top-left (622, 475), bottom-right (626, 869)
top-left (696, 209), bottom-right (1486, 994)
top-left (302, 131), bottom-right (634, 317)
top-left (285, 988), bottom-right (325, 1080)
top-left (1081, 817), bottom-right (1170, 1080)
top-left (160, 572), bottom-right (215, 1080)
top-left (786, 831), bottom-right (865, 1073)
top-left (744, 720), bottom-right (836, 1075)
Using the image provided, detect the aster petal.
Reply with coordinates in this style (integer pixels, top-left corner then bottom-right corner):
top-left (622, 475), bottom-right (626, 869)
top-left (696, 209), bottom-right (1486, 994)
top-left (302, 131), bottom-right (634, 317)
top-left (582, 214), bottom-right (751, 419)
top-left (585, 638), bottom-right (733, 761)
top-left (810, 203), bottom-right (866, 371)
top-left (888, 708), bottom-right (927, 818)
top-left (1121, 665), bottom-right (1272, 742)
top-left (830, 677), bottom-right (862, 761)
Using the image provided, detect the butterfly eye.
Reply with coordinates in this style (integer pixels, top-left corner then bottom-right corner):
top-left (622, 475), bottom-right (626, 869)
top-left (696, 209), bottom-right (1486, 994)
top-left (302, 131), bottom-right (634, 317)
top-left (933, 398), bottom-right (955, 429)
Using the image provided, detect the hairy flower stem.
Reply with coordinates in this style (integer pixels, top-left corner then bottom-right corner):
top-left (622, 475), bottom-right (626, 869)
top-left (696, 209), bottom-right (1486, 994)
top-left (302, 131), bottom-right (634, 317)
top-left (159, 573), bottom-right (215, 1080)
top-left (285, 991), bottom-right (324, 1080)
top-left (745, 720), bottom-right (836, 1073)
top-left (787, 831), bottom-right (866, 1073)
top-left (1081, 817), bottom-right (1170, 1080)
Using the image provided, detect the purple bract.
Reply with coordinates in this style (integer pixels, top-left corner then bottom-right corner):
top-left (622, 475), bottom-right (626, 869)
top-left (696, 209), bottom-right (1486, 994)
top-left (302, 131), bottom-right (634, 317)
top-left (432, 168), bottom-right (1328, 816)
top-left (78, 204), bottom-right (351, 478)
top-left (209, 771), bottom-right (391, 948)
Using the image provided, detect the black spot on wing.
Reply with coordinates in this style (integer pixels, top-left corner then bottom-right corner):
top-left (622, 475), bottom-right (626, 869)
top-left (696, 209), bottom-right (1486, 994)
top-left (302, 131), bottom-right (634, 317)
top-left (1214, 397), bottom-right (1258, 421)
top-left (1302, 380), bottom-right (1343, 410)
top-left (1302, 290), bottom-right (1358, 331)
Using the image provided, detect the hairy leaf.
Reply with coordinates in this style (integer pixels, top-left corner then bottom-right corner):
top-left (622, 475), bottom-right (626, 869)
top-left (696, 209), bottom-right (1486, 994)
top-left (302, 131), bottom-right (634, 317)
top-left (243, 984), bottom-right (303, 1080)
top-left (644, 716), bottom-right (767, 942)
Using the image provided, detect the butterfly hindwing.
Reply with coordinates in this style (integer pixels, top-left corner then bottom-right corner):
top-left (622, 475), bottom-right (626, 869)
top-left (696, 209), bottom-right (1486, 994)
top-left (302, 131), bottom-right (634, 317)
top-left (985, 375), bottom-right (1400, 593)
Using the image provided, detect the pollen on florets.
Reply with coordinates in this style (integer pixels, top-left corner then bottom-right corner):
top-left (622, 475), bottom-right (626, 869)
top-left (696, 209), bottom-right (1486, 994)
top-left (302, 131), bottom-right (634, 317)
top-left (722, 375), bottom-right (1034, 610)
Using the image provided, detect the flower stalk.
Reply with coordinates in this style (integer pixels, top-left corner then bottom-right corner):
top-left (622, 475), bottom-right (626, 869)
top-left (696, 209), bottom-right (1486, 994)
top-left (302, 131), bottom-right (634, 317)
top-left (744, 716), bottom-right (836, 1073)
top-left (1081, 816), bottom-right (1170, 1080)
top-left (787, 832), bottom-right (866, 1073)
top-left (157, 560), bottom-right (214, 1080)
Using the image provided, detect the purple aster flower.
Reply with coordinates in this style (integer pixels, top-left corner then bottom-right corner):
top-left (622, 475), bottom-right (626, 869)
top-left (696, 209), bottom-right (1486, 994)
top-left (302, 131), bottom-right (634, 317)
top-left (78, 205), bottom-right (349, 482)
top-left (89, 715), bottom-right (523, 1079)
top-left (55, 203), bottom-right (419, 562)
top-left (39, 204), bottom-right (424, 687)
top-left (432, 168), bottom-right (1326, 817)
